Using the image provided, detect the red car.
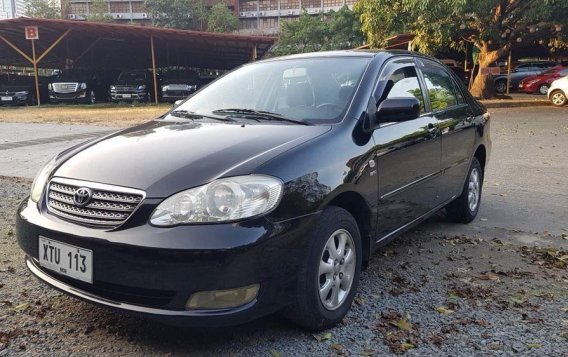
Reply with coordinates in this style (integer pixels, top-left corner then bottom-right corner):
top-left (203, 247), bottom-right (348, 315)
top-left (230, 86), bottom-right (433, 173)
top-left (519, 66), bottom-right (568, 95)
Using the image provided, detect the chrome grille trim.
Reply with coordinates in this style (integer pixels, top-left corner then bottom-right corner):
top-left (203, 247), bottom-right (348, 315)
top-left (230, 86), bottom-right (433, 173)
top-left (46, 177), bottom-right (145, 229)
top-left (52, 83), bottom-right (79, 93)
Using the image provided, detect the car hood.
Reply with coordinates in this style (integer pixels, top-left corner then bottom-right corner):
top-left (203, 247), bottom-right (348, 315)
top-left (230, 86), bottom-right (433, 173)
top-left (54, 120), bottom-right (331, 197)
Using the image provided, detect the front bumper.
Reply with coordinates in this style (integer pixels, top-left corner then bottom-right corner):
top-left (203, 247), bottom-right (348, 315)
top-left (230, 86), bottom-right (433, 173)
top-left (16, 198), bottom-right (316, 326)
top-left (161, 90), bottom-right (194, 102)
top-left (111, 92), bottom-right (148, 101)
top-left (0, 94), bottom-right (29, 105)
top-left (49, 91), bottom-right (88, 103)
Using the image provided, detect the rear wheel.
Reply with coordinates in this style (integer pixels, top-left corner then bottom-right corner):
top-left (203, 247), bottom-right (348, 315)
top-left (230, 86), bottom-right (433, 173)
top-left (285, 206), bottom-right (362, 331)
top-left (550, 90), bottom-right (567, 107)
top-left (446, 157), bottom-right (483, 223)
top-left (495, 80), bottom-right (507, 94)
top-left (88, 90), bottom-right (96, 104)
top-left (538, 83), bottom-right (550, 95)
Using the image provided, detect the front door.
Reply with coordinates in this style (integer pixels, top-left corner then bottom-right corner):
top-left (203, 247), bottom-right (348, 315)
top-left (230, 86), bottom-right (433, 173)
top-left (371, 58), bottom-right (442, 239)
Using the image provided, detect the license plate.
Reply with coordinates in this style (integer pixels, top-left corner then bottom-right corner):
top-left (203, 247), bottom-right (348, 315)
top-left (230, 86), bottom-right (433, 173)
top-left (122, 94), bottom-right (131, 98)
top-left (38, 236), bottom-right (93, 283)
top-left (1, 96), bottom-right (12, 101)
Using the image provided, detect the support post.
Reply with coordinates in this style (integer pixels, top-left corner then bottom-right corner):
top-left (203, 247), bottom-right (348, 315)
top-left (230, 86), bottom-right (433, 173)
top-left (31, 39), bottom-right (41, 106)
top-left (251, 44), bottom-right (257, 62)
top-left (506, 49), bottom-right (512, 96)
top-left (150, 35), bottom-right (159, 104)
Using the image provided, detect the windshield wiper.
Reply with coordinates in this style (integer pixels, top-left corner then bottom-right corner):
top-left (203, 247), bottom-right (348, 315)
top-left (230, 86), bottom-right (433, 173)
top-left (212, 108), bottom-right (311, 125)
top-left (169, 110), bottom-right (237, 122)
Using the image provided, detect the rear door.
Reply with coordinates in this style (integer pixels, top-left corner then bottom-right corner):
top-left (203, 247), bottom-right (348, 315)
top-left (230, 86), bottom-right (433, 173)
top-left (415, 58), bottom-right (476, 201)
top-left (372, 58), bottom-right (443, 239)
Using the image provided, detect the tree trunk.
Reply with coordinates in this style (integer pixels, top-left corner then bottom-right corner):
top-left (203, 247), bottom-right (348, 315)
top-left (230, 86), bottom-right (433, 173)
top-left (470, 44), bottom-right (511, 99)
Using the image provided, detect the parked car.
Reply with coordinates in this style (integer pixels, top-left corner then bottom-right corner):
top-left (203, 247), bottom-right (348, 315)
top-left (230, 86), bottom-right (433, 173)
top-left (16, 50), bottom-right (490, 330)
top-left (548, 75), bottom-right (568, 106)
top-left (519, 66), bottom-right (568, 95)
top-left (0, 74), bottom-right (52, 106)
top-left (48, 69), bottom-right (115, 104)
top-left (494, 61), bottom-right (557, 94)
top-left (160, 69), bottom-right (200, 103)
top-left (110, 70), bottom-right (160, 103)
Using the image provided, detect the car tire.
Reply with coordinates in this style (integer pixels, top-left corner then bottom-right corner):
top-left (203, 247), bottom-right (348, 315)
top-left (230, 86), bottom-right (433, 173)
top-left (446, 157), bottom-right (483, 224)
top-left (550, 90), bottom-right (567, 107)
top-left (495, 80), bottom-right (507, 94)
top-left (89, 91), bottom-right (96, 104)
top-left (285, 206), bottom-right (362, 331)
top-left (538, 84), bottom-right (550, 95)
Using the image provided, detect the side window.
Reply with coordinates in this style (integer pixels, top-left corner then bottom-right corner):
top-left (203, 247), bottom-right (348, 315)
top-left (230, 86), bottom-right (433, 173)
top-left (421, 65), bottom-right (459, 111)
top-left (381, 66), bottom-right (425, 113)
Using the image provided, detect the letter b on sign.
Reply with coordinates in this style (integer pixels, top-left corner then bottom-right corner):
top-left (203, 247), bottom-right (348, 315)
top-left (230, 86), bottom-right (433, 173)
top-left (25, 26), bottom-right (39, 40)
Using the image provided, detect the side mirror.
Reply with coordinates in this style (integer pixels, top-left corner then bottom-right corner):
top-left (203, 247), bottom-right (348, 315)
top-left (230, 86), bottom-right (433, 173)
top-left (173, 99), bottom-right (183, 107)
top-left (375, 97), bottom-right (421, 125)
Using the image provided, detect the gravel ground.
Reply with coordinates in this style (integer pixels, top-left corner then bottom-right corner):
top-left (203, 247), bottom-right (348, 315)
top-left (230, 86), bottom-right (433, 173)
top-left (0, 177), bottom-right (566, 356)
top-left (1, 106), bottom-right (567, 356)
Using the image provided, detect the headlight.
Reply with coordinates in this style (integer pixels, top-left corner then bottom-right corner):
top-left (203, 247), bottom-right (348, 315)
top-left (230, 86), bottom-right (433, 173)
top-left (110, 85), bottom-right (116, 91)
top-left (189, 85), bottom-right (197, 91)
top-left (79, 83), bottom-right (87, 90)
top-left (162, 85), bottom-right (170, 91)
top-left (150, 175), bottom-right (283, 226)
top-left (527, 79), bottom-right (540, 86)
top-left (138, 85), bottom-right (147, 91)
top-left (48, 83), bottom-right (53, 90)
top-left (15, 91), bottom-right (28, 96)
top-left (30, 157), bottom-right (57, 203)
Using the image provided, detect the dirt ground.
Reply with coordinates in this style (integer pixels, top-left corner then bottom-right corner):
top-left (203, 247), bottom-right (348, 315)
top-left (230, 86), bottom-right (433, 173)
top-left (0, 104), bottom-right (170, 127)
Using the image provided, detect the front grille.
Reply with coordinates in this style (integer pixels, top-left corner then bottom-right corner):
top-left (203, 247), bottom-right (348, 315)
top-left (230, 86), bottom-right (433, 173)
top-left (46, 178), bottom-right (145, 228)
top-left (114, 85), bottom-right (139, 93)
top-left (52, 83), bottom-right (79, 93)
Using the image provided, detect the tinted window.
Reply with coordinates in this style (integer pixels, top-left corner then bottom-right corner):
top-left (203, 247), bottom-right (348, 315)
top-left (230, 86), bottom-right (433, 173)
top-left (559, 68), bottom-right (568, 77)
top-left (421, 65), bottom-right (458, 111)
top-left (176, 57), bottom-right (371, 124)
top-left (382, 66), bottom-right (425, 113)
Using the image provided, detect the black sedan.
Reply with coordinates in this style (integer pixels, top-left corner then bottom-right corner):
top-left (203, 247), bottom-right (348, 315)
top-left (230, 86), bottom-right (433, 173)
top-left (17, 50), bottom-right (490, 330)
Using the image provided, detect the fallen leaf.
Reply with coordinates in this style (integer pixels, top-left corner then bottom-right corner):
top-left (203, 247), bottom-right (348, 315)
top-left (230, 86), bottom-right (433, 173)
top-left (391, 318), bottom-right (413, 331)
top-left (358, 349), bottom-right (376, 356)
top-left (436, 306), bottom-right (454, 315)
top-left (509, 297), bottom-right (525, 305)
top-left (12, 302), bottom-right (29, 312)
top-left (478, 273), bottom-right (500, 281)
top-left (401, 342), bottom-right (415, 351)
top-left (527, 343), bottom-right (542, 349)
top-left (331, 344), bottom-right (344, 352)
top-left (269, 349), bottom-right (281, 357)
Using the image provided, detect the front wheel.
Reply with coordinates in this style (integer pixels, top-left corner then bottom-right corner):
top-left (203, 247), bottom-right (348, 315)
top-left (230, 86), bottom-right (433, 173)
top-left (538, 83), bottom-right (550, 95)
top-left (285, 206), bottom-right (362, 331)
top-left (88, 90), bottom-right (96, 104)
top-left (494, 80), bottom-right (507, 94)
top-left (446, 157), bottom-right (483, 223)
top-left (550, 90), bottom-right (567, 107)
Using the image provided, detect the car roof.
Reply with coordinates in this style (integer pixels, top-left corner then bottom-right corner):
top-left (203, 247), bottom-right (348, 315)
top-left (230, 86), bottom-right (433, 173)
top-left (258, 49), bottom-right (441, 65)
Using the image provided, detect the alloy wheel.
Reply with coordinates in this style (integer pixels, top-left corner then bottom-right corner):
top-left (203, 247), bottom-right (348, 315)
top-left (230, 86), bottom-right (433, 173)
top-left (90, 91), bottom-right (96, 104)
top-left (539, 84), bottom-right (549, 95)
top-left (495, 81), bottom-right (506, 93)
top-left (318, 229), bottom-right (356, 311)
top-left (551, 92), bottom-right (566, 106)
top-left (468, 167), bottom-right (481, 213)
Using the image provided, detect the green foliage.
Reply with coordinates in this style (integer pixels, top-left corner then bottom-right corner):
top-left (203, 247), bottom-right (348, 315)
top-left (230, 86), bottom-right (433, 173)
top-left (273, 6), bottom-right (364, 56)
top-left (144, 0), bottom-right (193, 29)
top-left (86, 0), bottom-right (114, 22)
top-left (207, 3), bottom-right (240, 33)
top-left (355, 0), bottom-right (568, 55)
top-left (25, 0), bottom-right (61, 19)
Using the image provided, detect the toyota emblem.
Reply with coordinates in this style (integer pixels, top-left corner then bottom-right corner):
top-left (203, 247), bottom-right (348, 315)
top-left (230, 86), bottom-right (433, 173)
top-left (73, 187), bottom-right (93, 207)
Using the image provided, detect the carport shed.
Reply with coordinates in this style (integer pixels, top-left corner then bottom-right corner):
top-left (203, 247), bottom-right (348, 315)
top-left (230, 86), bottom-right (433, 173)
top-left (0, 18), bottom-right (275, 105)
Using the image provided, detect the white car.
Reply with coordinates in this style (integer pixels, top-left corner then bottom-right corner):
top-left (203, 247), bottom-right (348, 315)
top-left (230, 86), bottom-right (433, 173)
top-left (548, 75), bottom-right (568, 106)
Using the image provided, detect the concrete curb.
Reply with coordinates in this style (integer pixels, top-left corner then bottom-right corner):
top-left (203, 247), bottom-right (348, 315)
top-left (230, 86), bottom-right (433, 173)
top-left (481, 100), bottom-right (550, 109)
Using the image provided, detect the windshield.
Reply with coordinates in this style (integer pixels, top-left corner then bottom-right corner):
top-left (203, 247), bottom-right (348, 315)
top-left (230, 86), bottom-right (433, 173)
top-left (118, 71), bottom-right (147, 82)
top-left (173, 57), bottom-right (370, 124)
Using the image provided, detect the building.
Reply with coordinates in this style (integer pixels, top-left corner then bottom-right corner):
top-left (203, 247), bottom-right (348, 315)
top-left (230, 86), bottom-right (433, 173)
top-left (237, 0), bottom-right (357, 36)
top-left (64, 0), bottom-right (357, 35)
top-left (0, 0), bottom-right (28, 19)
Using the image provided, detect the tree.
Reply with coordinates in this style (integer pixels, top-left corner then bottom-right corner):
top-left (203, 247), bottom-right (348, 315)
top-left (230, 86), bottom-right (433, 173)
top-left (355, 0), bottom-right (568, 98)
top-left (86, 0), bottom-right (114, 22)
top-left (273, 6), bottom-right (364, 56)
top-left (25, 0), bottom-right (61, 19)
top-left (207, 3), bottom-right (239, 33)
top-left (144, 0), bottom-right (193, 29)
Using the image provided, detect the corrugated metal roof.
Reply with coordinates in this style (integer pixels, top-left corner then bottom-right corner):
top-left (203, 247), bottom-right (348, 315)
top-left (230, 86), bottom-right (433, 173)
top-left (0, 17), bottom-right (275, 70)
